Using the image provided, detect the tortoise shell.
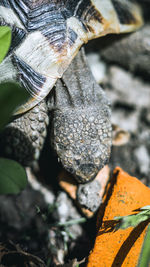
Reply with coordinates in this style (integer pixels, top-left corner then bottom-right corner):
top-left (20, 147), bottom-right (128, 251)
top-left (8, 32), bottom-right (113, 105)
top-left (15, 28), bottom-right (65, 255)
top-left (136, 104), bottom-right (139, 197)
top-left (0, 0), bottom-right (143, 114)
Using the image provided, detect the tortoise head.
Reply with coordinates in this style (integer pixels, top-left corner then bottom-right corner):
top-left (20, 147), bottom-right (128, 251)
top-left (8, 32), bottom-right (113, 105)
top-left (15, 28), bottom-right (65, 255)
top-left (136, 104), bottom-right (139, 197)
top-left (51, 106), bottom-right (112, 183)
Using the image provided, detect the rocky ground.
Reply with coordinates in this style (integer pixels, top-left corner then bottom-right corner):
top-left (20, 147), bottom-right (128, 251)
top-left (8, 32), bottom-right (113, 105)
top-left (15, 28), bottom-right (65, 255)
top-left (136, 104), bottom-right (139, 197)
top-left (86, 23), bottom-right (150, 185)
top-left (0, 3), bottom-right (150, 267)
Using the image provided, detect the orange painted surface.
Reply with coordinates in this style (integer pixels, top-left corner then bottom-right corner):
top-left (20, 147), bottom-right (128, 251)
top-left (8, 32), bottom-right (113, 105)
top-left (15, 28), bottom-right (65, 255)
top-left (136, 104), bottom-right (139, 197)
top-left (87, 167), bottom-right (150, 267)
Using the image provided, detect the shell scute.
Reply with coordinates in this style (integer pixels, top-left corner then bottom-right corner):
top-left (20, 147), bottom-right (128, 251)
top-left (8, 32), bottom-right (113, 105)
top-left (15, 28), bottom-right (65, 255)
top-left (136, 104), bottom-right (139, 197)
top-left (0, 0), bottom-right (143, 114)
top-left (112, 0), bottom-right (138, 25)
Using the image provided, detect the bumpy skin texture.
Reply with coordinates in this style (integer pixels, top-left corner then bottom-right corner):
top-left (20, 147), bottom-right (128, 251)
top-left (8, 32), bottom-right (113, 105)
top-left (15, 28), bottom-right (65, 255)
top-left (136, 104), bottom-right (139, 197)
top-left (0, 50), bottom-right (112, 183)
top-left (0, 0), bottom-right (143, 182)
top-left (0, 101), bottom-right (49, 165)
top-left (49, 50), bottom-right (112, 183)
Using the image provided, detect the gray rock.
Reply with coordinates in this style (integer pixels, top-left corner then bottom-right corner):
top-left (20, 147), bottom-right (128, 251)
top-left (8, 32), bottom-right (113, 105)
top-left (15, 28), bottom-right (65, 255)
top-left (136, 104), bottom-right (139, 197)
top-left (77, 179), bottom-right (102, 212)
top-left (101, 24), bottom-right (150, 78)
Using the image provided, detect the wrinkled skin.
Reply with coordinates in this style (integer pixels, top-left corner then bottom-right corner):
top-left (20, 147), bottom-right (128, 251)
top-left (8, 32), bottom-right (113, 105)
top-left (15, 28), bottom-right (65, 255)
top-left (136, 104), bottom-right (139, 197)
top-left (0, 49), bottom-right (112, 183)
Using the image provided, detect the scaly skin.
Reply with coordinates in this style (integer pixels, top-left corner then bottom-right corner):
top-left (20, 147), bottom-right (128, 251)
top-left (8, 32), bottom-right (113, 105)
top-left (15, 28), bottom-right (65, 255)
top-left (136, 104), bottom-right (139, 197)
top-left (0, 0), bottom-right (143, 182)
top-left (0, 101), bottom-right (49, 165)
top-left (49, 49), bottom-right (112, 182)
top-left (0, 50), bottom-right (112, 183)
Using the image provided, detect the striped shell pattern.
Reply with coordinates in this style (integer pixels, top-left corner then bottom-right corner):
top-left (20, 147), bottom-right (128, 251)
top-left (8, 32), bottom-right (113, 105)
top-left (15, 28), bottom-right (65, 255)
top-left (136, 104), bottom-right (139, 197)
top-left (0, 0), bottom-right (143, 114)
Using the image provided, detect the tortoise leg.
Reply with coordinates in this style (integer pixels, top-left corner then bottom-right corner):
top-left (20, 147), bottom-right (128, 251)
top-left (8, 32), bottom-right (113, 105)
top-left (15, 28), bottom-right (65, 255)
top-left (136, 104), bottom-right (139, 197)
top-left (0, 49), bottom-right (112, 184)
top-left (0, 101), bottom-right (49, 166)
top-left (48, 49), bottom-right (112, 183)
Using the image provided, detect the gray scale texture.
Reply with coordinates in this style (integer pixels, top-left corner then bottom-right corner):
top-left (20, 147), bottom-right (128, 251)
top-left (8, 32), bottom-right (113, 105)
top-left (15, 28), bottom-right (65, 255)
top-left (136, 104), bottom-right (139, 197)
top-left (0, 101), bottom-right (49, 165)
top-left (77, 179), bottom-right (102, 212)
top-left (51, 107), bottom-right (111, 183)
top-left (49, 49), bottom-right (112, 183)
top-left (0, 49), bottom-right (112, 183)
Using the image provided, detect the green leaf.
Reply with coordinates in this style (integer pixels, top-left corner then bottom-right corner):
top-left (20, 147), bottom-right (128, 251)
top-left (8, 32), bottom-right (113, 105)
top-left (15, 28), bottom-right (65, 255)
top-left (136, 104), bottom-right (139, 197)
top-left (0, 82), bottom-right (29, 130)
top-left (137, 224), bottom-right (150, 267)
top-left (0, 26), bottom-right (11, 63)
top-left (0, 158), bottom-right (28, 194)
top-left (140, 205), bottom-right (150, 211)
top-left (115, 207), bottom-right (150, 230)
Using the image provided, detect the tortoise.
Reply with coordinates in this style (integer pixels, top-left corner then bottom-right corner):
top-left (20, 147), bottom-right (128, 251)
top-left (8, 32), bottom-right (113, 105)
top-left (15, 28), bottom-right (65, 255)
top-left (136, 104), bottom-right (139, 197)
top-left (0, 0), bottom-right (143, 183)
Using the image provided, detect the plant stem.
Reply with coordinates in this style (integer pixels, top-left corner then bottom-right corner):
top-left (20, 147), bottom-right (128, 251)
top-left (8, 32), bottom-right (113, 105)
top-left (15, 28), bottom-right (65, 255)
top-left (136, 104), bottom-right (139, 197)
top-left (137, 223), bottom-right (150, 267)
